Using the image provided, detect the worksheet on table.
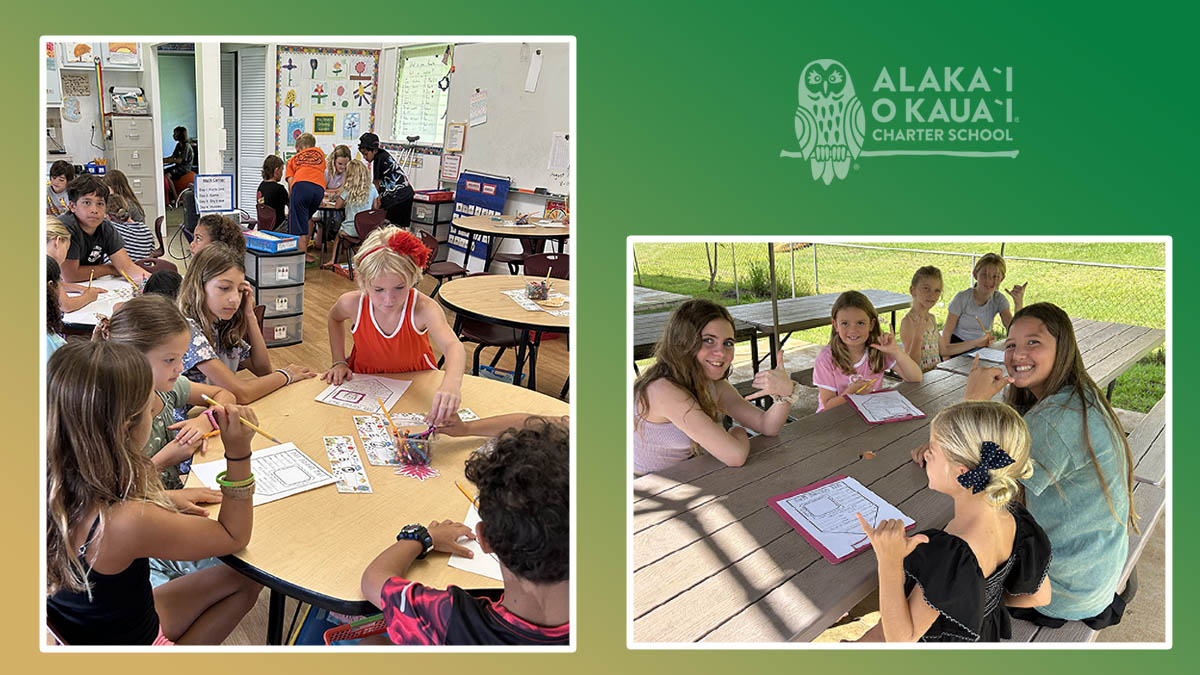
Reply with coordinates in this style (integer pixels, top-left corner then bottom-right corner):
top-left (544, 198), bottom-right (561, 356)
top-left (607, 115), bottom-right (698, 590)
top-left (191, 443), bottom-right (336, 506)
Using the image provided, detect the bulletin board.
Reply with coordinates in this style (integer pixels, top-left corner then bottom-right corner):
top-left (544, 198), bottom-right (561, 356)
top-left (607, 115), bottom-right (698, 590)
top-left (275, 45), bottom-right (380, 156)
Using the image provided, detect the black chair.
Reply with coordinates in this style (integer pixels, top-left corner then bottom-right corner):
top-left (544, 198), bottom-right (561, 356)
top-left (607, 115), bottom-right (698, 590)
top-left (453, 273), bottom-right (526, 377)
top-left (134, 257), bottom-right (178, 275)
top-left (420, 230), bottom-right (467, 297)
top-left (151, 215), bottom-right (166, 258)
top-left (337, 209), bottom-right (389, 278)
top-left (523, 252), bottom-right (569, 280)
top-left (492, 237), bottom-right (546, 275)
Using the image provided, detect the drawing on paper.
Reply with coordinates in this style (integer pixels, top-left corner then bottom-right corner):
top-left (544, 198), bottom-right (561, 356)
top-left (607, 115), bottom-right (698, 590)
top-left (310, 58), bottom-right (320, 79)
top-left (354, 81), bottom-right (373, 106)
top-left (395, 463), bottom-right (440, 481)
top-left (353, 415), bottom-right (403, 466)
top-left (847, 390), bottom-right (924, 423)
top-left (252, 448), bottom-right (335, 497)
top-left (284, 89), bottom-right (297, 115)
top-left (351, 60), bottom-right (370, 80)
top-left (343, 112), bottom-right (360, 140)
top-left (784, 481), bottom-right (879, 536)
top-left (311, 81), bottom-right (328, 106)
top-left (324, 435), bottom-right (373, 494)
top-left (282, 57), bottom-right (298, 85)
top-left (330, 59), bottom-right (345, 78)
top-left (315, 374), bottom-right (412, 414)
top-left (287, 119), bottom-right (305, 146)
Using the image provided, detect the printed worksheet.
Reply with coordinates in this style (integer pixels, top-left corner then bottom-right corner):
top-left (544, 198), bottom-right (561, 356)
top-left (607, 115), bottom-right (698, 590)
top-left (314, 375), bottom-right (412, 413)
top-left (846, 390), bottom-right (925, 424)
top-left (976, 348), bottom-right (1006, 363)
top-left (352, 415), bottom-right (403, 466)
top-left (770, 476), bottom-right (914, 562)
top-left (191, 443), bottom-right (336, 506)
top-left (323, 435), bottom-right (372, 494)
top-left (448, 504), bottom-right (503, 581)
top-left (62, 277), bottom-right (139, 325)
top-left (500, 289), bottom-right (569, 313)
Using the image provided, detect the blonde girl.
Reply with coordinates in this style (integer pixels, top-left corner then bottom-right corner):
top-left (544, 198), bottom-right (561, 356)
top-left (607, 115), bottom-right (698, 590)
top-left (859, 401), bottom-right (1052, 642)
top-left (321, 160), bottom-right (379, 269)
top-left (813, 291), bottom-right (922, 412)
top-left (46, 341), bottom-right (262, 645)
top-left (178, 244), bottom-right (314, 402)
top-left (321, 227), bottom-right (465, 426)
top-left (965, 302), bottom-right (1137, 628)
top-left (46, 217), bottom-right (104, 312)
top-left (104, 169), bottom-right (146, 223)
top-left (941, 252), bottom-right (1028, 358)
top-left (633, 298), bottom-right (796, 474)
top-left (899, 266), bottom-right (944, 371)
top-left (325, 144), bottom-right (353, 197)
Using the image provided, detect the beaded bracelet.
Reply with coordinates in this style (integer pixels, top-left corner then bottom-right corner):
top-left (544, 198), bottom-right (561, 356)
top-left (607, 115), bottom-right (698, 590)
top-left (220, 481), bottom-right (256, 500)
top-left (275, 368), bottom-right (292, 386)
top-left (772, 381), bottom-right (801, 406)
top-left (215, 470), bottom-right (255, 487)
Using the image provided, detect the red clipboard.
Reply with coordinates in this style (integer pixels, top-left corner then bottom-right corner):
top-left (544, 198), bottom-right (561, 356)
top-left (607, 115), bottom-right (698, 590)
top-left (845, 389), bottom-right (926, 425)
top-left (767, 475), bottom-right (916, 564)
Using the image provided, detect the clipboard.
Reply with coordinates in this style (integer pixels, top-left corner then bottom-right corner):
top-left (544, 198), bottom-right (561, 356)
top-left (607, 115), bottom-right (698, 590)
top-left (845, 389), bottom-right (926, 425)
top-left (768, 475), bottom-right (915, 564)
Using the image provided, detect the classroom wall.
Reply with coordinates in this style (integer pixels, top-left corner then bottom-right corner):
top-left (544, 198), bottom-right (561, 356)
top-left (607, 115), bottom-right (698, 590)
top-left (55, 69), bottom-right (141, 171)
top-left (158, 54), bottom-right (198, 154)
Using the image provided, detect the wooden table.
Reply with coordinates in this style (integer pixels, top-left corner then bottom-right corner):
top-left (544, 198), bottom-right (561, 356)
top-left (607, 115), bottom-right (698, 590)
top-left (451, 215), bottom-right (570, 273)
top-left (936, 318), bottom-right (1165, 397)
top-left (632, 368), bottom-right (972, 643)
top-left (437, 274), bottom-right (570, 392)
top-left (185, 371), bottom-right (568, 644)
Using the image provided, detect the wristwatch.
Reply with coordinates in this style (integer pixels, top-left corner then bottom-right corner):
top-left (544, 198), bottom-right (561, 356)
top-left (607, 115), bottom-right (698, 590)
top-left (396, 523), bottom-right (434, 559)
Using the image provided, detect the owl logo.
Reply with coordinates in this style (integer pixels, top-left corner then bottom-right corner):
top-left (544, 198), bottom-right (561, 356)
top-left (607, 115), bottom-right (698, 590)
top-left (788, 59), bottom-right (866, 184)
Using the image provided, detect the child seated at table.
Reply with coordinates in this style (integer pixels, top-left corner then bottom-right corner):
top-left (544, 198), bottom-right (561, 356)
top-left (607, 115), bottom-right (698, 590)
top-left (857, 401), bottom-right (1052, 642)
top-left (321, 227), bottom-right (465, 426)
top-left (813, 291), bottom-right (922, 412)
top-left (941, 252), bottom-right (1028, 359)
top-left (46, 340), bottom-right (262, 645)
top-left (178, 244), bottom-right (315, 402)
top-left (57, 174), bottom-right (150, 284)
top-left (190, 214), bottom-right (246, 257)
top-left (105, 193), bottom-right (156, 261)
top-left (633, 298), bottom-right (796, 474)
top-left (321, 159), bottom-right (379, 270)
top-left (46, 256), bottom-right (67, 360)
top-left (47, 160), bottom-right (74, 216)
top-left (899, 266), bottom-right (944, 372)
top-left (361, 417), bottom-right (569, 645)
top-left (46, 217), bottom-right (105, 313)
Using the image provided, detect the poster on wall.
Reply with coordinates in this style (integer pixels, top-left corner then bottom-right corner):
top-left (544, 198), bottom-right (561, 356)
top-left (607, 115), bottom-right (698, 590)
top-left (60, 42), bottom-right (96, 68)
top-left (275, 45), bottom-right (379, 156)
top-left (103, 42), bottom-right (141, 69)
top-left (60, 72), bottom-right (91, 97)
top-left (45, 43), bottom-right (62, 106)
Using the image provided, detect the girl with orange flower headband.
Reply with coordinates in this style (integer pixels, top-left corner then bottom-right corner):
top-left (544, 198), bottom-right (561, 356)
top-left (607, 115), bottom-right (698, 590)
top-left (321, 226), bottom-right (465, 426)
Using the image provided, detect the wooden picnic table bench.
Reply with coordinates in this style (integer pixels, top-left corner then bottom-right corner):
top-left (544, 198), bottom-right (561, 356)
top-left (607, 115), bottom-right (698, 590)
top-left (1130, 398), bottom-right (1166, 487)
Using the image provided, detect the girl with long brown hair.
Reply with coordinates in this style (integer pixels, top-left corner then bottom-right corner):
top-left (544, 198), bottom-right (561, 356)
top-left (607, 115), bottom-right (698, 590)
top-left (633, 298), bottom-right (796, 474)
top-left (178, 244), bottom-right (314, 402)
top-left (963, 301), bottom-right (1138, 628)
top-left (46, 341), bottom-right (262, 644)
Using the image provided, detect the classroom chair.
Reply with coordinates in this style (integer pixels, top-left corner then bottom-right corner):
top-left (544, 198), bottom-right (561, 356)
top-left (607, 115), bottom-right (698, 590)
top-left (255, 204), bottom-right (277, 232)
top-left (419, 230), bottom-right (467, 298)
top-left (135, 257), bottom-right (178, 275)
top-left (492, 237), bottom-right (546, 275)
top-left (452, 272), bottom-right (528, 378)
top-left (336, 209), bottom-right (388, 278)
top-left (151, 215), bottom-right (166, 258)
top-left (523, 253), bottom-right (569, 280)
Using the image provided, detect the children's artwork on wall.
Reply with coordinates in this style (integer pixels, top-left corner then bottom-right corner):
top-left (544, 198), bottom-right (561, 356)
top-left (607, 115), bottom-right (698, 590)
top-left (103, 42), bottom-right (140, 68)
top-left (313, 114), bottom-right (335, 135)
top-left (276, 46), bottom-right (379, 154)
top-left (61, 96), bottom-right (82, 123)
top-left (287, 118), bottom-right (305, 146)
top-left (343, 112), bottom-right (361, 140)
top-left (60, 42), bottom-right (96, 68)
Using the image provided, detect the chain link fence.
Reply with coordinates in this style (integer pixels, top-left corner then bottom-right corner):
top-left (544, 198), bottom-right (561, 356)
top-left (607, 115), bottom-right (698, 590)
top-left (632, 242), bottom-right (1166, 332)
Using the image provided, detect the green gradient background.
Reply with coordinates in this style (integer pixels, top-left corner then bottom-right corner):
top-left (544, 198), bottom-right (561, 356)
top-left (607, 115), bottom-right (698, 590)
top-left (4, 0), bottom-right (1192, 671)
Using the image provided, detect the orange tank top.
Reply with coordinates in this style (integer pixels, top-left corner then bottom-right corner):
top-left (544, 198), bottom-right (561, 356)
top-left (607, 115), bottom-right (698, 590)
top-left (347, 289), bottom-right (438, 374)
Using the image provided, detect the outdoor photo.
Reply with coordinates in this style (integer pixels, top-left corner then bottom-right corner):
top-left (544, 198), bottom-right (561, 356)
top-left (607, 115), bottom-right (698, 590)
top-left (630, 239), bottom-right (1167, 645)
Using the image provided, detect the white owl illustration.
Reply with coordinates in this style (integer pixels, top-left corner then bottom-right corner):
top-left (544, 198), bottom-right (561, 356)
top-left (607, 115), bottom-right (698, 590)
top-left (793, 59), bottom-right (866, 184)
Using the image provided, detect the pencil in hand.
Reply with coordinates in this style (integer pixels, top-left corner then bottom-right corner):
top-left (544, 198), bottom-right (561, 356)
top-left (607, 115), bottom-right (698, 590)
top-left (199, 394), bottom-right (281, 444)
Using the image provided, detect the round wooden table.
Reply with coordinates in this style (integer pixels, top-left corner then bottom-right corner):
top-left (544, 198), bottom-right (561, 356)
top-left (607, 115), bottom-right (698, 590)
top-left (436, 275), bottom-right (570, 391)
top-left (185, 371), bottom-right (568, 644)
top-left (451, 215), bottom-right (570, 273)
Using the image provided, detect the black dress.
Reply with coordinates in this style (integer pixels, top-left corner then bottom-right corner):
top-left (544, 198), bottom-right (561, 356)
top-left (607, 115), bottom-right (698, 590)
top-left (903, 503), bottom-right (1052, 642)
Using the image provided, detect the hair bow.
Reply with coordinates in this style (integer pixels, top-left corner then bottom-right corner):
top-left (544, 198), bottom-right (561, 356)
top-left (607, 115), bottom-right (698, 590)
top-left (956, 441), bottom-right (1015, 494)
top-left (361, 231), bottom-right (431, 269)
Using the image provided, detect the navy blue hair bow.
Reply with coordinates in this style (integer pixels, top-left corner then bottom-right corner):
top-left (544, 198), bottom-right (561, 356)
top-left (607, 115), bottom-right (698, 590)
top-left (957, 441), bottom-right (1015, 494)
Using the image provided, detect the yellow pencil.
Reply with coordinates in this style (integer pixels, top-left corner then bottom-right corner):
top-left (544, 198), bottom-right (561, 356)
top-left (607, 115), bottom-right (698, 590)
top-left (378, 397), bottom-right (403, 441)
top-left (202, 429), bottom-right (220, 440)
top-left (455, 481), bottom-right (479, 508)
top-left (974, 316), bottom-right (988, 334)
top-left (199, 394), bottom-right (282, 444)
top-left (87, 270), bottom-right (94, 291)
top-left (118, 268), bottom-right (138, 289)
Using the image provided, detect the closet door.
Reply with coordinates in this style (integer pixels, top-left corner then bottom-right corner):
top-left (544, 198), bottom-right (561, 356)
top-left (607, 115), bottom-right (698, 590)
top-left (236, 47), bottom-right (266, 215)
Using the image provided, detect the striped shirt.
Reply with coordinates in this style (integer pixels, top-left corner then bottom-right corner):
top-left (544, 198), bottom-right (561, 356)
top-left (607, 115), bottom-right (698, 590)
top-left (108, 220), bottom-right (156, 261)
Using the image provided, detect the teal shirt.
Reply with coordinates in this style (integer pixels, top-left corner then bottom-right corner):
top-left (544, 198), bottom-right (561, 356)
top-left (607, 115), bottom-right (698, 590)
top-left (1022, 385), bottom-right (1129, 619)
top-left (143, 376), bottom-right (192, 490)
top-left (46, 333), bottom-right (67, 361)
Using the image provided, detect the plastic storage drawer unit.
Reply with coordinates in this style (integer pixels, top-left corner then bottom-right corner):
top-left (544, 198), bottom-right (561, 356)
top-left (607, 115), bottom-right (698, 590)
top-left (262, 313), bottom-right (303, 348)
top-left (245, 250), bottom-right (305, 288)
top-left (257, 284), bottom-right (304, 318)
top-left (411, 200), bottom-right (454, 225)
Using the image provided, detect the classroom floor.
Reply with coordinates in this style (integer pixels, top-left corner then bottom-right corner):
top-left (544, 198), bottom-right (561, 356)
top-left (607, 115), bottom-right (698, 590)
top-left (162, 206), bottom-right (569, 645)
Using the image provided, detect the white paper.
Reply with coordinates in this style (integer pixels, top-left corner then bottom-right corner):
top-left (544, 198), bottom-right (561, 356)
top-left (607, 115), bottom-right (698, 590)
top-left (976, 348), bottom-right (1006, 363)
top-left (548, 132), bottom-right (570, 171)
top-left (469, 90), bottom-right (488, 127)
top-left (524, 50), bottom-right (543, 92)
top-left (191, 443), bottom-right (337, 507)
top-left (445, 122), bottom-right (466, 152)
top-left (314, 374), bottom-right (413, 413)
top-left (448, 505), bottom-right (503, 581)
top-left (440, 153), bottom-right (462, 182)
top-left (62, 277), bottom-right (137, 326)
top-left (352, 415), bottom-right (403, 466)
top-left (776, 477), bottom-right (914, 560)
top-left (846, 390), bottom-right (924, 423)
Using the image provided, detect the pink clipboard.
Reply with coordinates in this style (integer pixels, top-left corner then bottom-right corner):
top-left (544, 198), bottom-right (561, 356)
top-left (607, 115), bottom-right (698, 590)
top-left (845, 389), bottom-right (926, 425)
top-left (767, 475), bottom-right (916, 564)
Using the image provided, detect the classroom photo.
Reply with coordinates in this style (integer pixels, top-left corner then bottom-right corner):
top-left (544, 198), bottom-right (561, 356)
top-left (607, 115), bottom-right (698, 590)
top-left (629, 238), bottom-right (1168, 645)
top-left (42, 37), bottom-right (573, 647)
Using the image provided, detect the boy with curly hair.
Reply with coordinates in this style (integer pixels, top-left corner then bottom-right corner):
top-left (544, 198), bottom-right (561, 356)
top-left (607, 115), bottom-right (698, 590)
top-left (361, 417), bottom-right (569, 645)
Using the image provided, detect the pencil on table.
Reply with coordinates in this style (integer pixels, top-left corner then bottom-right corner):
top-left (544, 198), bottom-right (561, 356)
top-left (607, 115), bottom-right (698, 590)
top-left (455, 481), bottom-right (479, 508)
top-left (199, 394), bottom-right (282, 444)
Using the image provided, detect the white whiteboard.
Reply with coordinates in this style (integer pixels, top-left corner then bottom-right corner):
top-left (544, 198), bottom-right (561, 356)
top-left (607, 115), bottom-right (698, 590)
top-left (444, 42), bottom-right (570, 195)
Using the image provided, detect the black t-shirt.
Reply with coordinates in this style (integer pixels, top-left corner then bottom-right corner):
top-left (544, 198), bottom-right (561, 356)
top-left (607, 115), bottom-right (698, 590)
top-left (371, 148), bottom-right (414, 207)
top-left (168, 140), bottom-right (194, 179)
top-left (60, 212), bottom-right (126, 265)
top-left (257, 181), bottom-right (289, 230)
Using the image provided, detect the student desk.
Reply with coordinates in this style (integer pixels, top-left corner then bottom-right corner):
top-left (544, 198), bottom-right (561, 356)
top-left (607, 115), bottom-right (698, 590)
top-left (61, 275), bottom-right (140, 331)
top-left (451, 215), bottom-right (570, 274)
top-left (632, 368), bottom-right (974, 643)
top-left (436, 275), bottom-right (570, 392)
top-left (186, 371), bottom-right (568, 645)
top-left (936, 318), bottom-right (1165, 398)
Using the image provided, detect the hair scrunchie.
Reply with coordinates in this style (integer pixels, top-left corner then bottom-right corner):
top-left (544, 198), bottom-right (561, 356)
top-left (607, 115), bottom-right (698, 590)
top-left (361, 231), bottom-right (431, 269)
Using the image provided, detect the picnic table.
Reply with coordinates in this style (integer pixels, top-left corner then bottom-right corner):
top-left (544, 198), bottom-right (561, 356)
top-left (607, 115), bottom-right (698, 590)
top-left (632, 289), bottom-right (911, 370)
top-left (937, 318), bottom-right (1164, 398)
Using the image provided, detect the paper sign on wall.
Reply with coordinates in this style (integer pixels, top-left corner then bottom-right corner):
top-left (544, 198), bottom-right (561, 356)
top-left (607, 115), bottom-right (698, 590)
top-left (469, 90), bottom-right (488, 126)
top-left (445, 122), bottom-right (466, 152)
top-left (440, 154), bottom-right (462, 182)
top-left (193, 174), bottom-right (235, 214)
